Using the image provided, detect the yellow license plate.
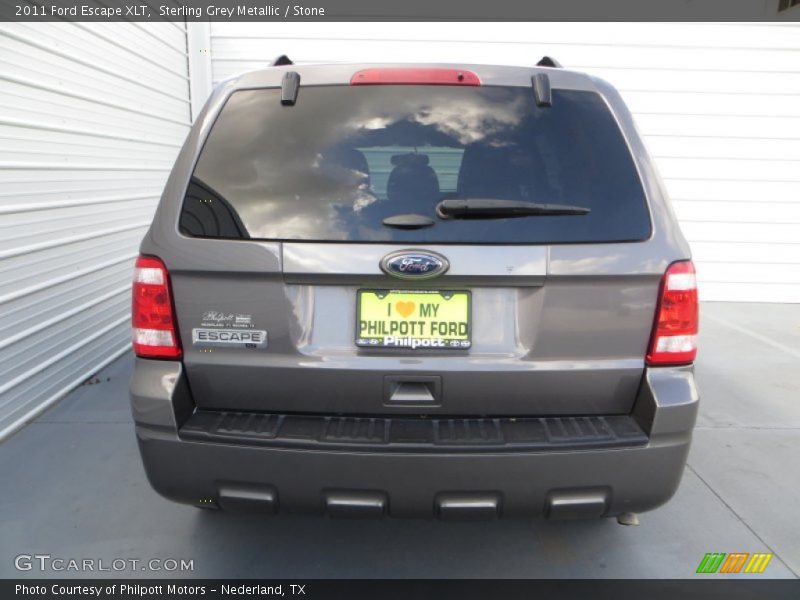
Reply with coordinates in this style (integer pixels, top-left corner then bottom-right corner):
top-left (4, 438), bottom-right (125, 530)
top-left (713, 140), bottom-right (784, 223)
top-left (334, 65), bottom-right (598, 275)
top-left (356, 290), bottom-right (471, 349)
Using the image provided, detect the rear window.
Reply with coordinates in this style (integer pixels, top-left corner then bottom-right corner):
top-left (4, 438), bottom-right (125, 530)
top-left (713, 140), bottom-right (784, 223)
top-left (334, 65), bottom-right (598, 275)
top-left (180, 85), bottom-right (651, 244)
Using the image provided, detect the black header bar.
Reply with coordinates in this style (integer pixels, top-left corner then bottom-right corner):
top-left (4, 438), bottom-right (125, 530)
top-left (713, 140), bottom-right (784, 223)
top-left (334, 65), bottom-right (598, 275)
top-left (1, 0), bottom-right (799, 22)
top-left (5, 579), bottom-right (800, 600)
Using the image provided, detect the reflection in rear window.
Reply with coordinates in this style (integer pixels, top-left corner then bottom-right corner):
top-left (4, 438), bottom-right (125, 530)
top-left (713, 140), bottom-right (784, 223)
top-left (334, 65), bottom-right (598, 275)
top-left (180, 85), bottom-right (650, 243)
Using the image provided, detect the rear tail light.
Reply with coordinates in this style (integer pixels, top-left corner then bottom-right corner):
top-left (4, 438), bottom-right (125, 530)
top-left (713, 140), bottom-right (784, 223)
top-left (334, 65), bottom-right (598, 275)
top-left (132, 255), bottom-right (182, 359)
top-left (350, 68), bottom-right (481, 86)
top-left (646, 260), bottom-right (698, 366)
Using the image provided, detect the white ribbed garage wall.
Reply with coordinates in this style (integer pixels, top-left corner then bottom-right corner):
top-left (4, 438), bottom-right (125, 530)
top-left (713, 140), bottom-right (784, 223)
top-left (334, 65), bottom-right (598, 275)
top-left (0, 22), bottom-right (191, 438)
top-left (204, 22), bottom-right (800, 303)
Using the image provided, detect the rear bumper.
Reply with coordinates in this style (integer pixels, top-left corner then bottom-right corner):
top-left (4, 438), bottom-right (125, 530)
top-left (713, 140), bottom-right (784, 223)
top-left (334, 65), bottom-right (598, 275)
top-left (131, 359), bottom-right (698, 519)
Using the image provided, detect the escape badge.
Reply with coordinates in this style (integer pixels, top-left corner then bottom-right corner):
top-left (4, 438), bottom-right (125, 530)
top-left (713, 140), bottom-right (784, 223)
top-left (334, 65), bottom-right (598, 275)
top-left (193, 310), bottom-right (267, 349)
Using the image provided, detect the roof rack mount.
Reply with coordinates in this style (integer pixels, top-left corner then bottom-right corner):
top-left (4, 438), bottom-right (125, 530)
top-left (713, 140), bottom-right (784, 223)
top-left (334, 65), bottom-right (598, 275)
top-left (537, 56), bottom-right (562, 68)
top-left (270, 54), bottom-right (293, 67)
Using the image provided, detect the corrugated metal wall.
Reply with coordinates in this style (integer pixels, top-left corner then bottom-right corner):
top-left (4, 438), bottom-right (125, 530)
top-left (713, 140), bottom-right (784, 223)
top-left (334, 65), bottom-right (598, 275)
top-left (206, 22), bottom-right (800, 303)
top-left (0, 22), bottom-right (191, 438)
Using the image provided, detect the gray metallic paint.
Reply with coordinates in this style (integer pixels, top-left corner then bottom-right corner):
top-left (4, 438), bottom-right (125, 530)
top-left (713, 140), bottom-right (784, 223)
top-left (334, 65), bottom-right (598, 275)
top-left (133, 62), bottom-right (697, 516)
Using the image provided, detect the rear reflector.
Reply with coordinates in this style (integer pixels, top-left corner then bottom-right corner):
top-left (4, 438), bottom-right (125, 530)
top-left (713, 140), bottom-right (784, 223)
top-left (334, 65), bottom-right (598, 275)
top-left (646, 260), bottom-right (698, 366)
top-left (350, 68), bottom-right (481, 86)
top-left (132, 255), bottom-right (182, 359)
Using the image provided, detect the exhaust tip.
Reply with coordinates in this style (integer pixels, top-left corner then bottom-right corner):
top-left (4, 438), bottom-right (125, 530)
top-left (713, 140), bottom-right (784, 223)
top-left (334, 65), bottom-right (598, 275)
top-left (617, 512), bottom-right (640, 526)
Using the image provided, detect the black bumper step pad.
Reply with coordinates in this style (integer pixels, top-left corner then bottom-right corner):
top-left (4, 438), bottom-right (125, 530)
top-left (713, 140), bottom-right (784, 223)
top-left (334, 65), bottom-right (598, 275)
top-left (180, 411), bottom-right (648, 453)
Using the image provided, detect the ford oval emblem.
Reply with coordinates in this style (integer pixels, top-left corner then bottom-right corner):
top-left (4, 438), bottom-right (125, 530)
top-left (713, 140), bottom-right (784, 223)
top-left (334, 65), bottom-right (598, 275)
top-left (380, 250), bottom-right (449, 280)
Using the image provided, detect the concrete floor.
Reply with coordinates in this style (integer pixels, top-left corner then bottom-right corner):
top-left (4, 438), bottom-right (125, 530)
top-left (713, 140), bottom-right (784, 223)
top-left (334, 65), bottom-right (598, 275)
top-left (1, 302), bottom-right (798, 579)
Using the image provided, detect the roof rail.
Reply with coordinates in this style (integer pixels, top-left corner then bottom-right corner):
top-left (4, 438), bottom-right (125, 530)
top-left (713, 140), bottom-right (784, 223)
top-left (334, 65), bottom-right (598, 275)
top-left (536, 56), bottom-right (562, 68)
top-left (270, 55), bottom-right (294, 67)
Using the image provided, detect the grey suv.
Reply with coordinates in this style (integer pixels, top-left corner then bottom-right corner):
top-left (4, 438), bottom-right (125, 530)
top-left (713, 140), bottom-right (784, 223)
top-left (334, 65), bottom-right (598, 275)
top-left (130, 58), bottom-right (699, 519)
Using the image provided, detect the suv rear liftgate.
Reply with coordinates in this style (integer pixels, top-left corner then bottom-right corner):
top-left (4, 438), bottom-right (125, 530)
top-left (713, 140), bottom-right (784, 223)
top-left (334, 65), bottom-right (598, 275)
top-left (131, 58), bottom-right (699, 519)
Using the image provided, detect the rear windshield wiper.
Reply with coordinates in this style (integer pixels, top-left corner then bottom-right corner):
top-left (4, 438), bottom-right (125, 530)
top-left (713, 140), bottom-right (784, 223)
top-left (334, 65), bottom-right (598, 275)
top-left (437, 199), bottom-right (590, 219)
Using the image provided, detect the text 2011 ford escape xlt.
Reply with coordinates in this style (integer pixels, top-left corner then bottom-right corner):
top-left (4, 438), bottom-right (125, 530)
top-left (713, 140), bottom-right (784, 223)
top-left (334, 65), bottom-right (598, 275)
top-left (130, 58), bottom-right (699, 519)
